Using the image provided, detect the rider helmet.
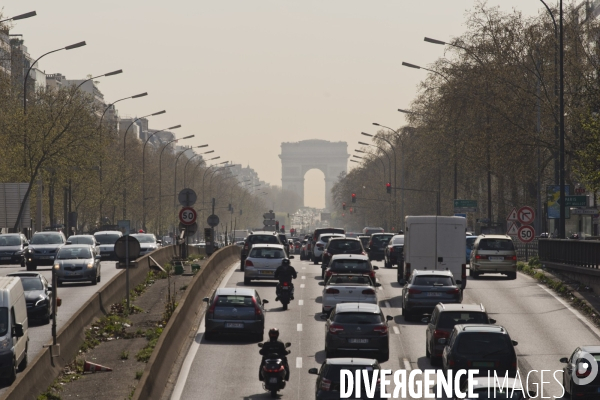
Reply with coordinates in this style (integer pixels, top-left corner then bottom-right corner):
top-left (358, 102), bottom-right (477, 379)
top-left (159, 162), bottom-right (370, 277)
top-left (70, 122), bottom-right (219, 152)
top-left (268, 328), bottom-right (280, 340)
top-left (281, 259), bottom-right (290, 267)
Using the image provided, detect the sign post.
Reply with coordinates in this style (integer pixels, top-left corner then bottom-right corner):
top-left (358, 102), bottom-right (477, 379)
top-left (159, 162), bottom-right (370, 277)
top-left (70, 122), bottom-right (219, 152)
top-left (117, 220), bottom-right (131, 313)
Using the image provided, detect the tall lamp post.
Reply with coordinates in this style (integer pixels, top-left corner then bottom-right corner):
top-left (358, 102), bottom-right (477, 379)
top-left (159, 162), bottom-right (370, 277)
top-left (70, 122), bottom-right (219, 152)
top-left (0, 11), bottom-right (36, 24)
top-left (183, 149), bottom-right (213, 188)
top-left (173, 145), bottom-right (209, 208)
top-left (99, 92), bottom-right (148, 127)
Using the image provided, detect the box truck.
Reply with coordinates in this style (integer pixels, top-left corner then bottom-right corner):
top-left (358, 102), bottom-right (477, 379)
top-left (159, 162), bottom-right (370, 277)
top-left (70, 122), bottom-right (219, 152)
top-left (401, 216), bottom-right (467, 289)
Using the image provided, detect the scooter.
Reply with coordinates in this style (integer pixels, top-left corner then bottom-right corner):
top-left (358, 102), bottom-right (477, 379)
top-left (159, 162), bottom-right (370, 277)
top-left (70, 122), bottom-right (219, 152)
top-left (258, 342), bottom-right (291, 398)
top-left (277, 281), bottom-right (293, 310)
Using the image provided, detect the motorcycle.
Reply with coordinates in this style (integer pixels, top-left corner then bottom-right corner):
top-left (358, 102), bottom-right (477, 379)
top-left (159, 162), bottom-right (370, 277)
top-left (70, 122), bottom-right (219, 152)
top-left (277, 281), bottom-right (293, 310)
top-left (258, 342), bottom-right (291, 397)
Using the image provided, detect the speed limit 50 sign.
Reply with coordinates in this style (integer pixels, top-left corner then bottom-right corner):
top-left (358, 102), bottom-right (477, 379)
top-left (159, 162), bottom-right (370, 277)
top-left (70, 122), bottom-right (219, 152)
top-left (517, 225), bottom-right (535, 243)
top-left (179, 207), bottom-right (197, 225)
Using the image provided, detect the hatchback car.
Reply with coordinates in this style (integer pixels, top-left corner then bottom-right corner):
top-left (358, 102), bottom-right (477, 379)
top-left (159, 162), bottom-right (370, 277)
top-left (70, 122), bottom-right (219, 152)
top-left (314, 234), bottom-right (346, 264)
top-left (202, 288), bottom-right (268, 341)
top-left (441, 324), bottom-right (518, 379)
top-left (367, 233), bottom-right (394, 261)
top-left (308, 358), bottom-right (382, 400)
top-left (25, 231), bottom-right (67, 271)
top-left (324, 254), bottom-right (378, 280)
top-left (130, 233), bottom-right (159, 256)
top-left (322, 237), bottom-right (365, 266)
top-left (240, 231), bottom-right (282, 270)
top-left (324, 303), bottom-right (393, 362)
top-left (423, 303), bottom-right (495, 365)
top-left (319, 274), bottom-right (380, 315)
top-left (0, 234), bottom-right (29, 267)
top-left (560, 345), bottom-right (600, 398)
top-left (66, 235), bottom-right (99, 256)
top-left (93, 230), bottom-right (123, 261)
top-left (243, 244), bottom-right (291, 285)
top-left (402, 270), bottom-right (462, 321)
top-left (7, 272), bottom-right (52, 324)
top-left (470, 235), bottom-right (517, 279)
top-left (384, 234), bottom-right (404, 269)
top-left (53, 245), bottom-right (102, 286)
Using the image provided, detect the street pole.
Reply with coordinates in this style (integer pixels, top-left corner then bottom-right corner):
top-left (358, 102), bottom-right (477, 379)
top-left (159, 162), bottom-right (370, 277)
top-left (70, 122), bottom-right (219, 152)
top-left (558, 0), bottom-right (566, 238)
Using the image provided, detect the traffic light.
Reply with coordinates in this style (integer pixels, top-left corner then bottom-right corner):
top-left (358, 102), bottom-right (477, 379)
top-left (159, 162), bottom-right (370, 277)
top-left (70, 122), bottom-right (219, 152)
top-left (281, 225), bottom-right (285, 233)
top-left (351, 193), bottom-right (356, 203)
top-left (228, 203), bottom-right (232, 211)
top-left (342, 213), bottom-right (345, 217)
top-left (349, 207), bottom-right (353, 214)
top-left (275, 220), bottom-right (279, 230)
top-left (386, 183), bottom-right (391, 194)
top-left (342, 202), bottom-right (346, 210)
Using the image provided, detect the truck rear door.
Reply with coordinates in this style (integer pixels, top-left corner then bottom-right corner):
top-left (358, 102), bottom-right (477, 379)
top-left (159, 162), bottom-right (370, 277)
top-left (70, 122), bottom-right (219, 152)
top-left (436, 219), bottom-right (466, 287)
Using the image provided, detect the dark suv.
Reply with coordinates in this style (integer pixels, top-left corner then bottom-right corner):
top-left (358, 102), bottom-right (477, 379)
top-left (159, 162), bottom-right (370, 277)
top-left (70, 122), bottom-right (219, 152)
top-left (401, 270), bottom-right (462, 321)
top-left (25, 231), bottom-right (66, 271)
top-left (441, 324), bottom-right (518, 379)
top-left (308, 358), bottom-right (382, 399)
top-left (367, 233), bottom-right (394, 261)
top-left (322, 237), bottom-right (365, 266)
top-left (240, 231), bottom-right (282, 270)
top-left (424, 303), bottom-right (495, 365)
top-left (0, 233), bottom-right (29, 267)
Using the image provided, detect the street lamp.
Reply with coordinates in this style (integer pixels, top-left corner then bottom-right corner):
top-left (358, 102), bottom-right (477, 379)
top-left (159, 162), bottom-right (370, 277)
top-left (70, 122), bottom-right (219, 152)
top-left (183, 149), bottom-right (212, 188)
top-left (402, 61), bottom-right (451, 83)
top-left (99, 92), bottom-right (148, 127)
top-left (368, 126), bottom-right (400, 229)
top-left (0, 11), bottom-right (36, 23)
top-left (173, 145), bottom-right (209, 207)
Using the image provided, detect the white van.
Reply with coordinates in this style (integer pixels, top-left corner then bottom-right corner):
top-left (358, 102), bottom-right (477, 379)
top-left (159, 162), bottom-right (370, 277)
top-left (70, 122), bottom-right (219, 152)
top-left (402, 216), bottom-right (467, 289)
top-left (0, 277), bottom-right (29, 382)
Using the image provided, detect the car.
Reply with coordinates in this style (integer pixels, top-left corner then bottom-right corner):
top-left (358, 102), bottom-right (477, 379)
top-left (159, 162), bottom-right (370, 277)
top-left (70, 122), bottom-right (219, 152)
top-left (453, 376), bottom-right (533, 400)
top-left (66, 234), bottom-right (100, 256)
top-left (234, 241), bottom-right (244, 247)
top-left (300, 240), bottom-right (309, 260)
top-left (93, 230), bottom-right (123, 261)
top-left (401, 270), bottom-right (462, 321)
top-left (7, 272), bottom-right (52, 324)
top-left (322, 237), bottom-right (365, 266)
top-left (24, 231), bottom-right (67, 271)
top-left (466, 235), bottom-right (477, 264)
top-left (324, 254), bottom-right (378, 280)
top-left (130, 233), bottom-right (159, 256)
top-left (240, 231), bottom-right (282, 271)
top-left (362, 227), bottom-right (384, 236)
top-left (384, 234), bottom-right (404, 269)
top-left (560, 346), bottom-right (600, 398)
top-left (423, 303), bottom-right (496, 365)
top-left (293, 240), bottom-right (301, 254)
top-left (0, 233), bottom-right (29, 267)
top-left (313, 234), bottom-right (346, 264)
top-left (278, 233), bottom-right (290, 256)
top-left (358, 235), bottom-right (370, 251)
top-left (367, 233), bottom-right (394, 261)
top-left (202, 287), bottom-right (268, 341)
top-left (243, 244), bottom-right (291, 285)
top-left (323, 302), bottom-right (393, 362)
top-left (441, 324), bottom-right (519, 379)
top-left (469, 234), bottom-right (517, 279)
top-left (310, 228), bottom-right (345, 261)
top-left (308, 358), bottom-right (382, 400)
top-left (319, 273), bottom-right (380, 315)
top-left (53, 245), bottom-right (102, 286)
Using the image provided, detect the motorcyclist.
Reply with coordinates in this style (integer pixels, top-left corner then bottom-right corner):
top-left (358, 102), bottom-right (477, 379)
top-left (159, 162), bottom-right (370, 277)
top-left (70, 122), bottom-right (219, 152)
top-left (259, 328), bottom-right (290, 381)
top-left (274, 258), bottom-right (297, 301)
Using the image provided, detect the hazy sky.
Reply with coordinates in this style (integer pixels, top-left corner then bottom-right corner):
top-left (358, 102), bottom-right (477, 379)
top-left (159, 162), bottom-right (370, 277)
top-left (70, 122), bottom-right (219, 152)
top-left (4, 1), bottom-right (547, 208)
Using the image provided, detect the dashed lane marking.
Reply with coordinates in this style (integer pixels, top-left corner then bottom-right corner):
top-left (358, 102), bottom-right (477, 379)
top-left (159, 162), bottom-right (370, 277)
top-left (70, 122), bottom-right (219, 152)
top-left (385, 301), bottom-right (391, 308)
top-left (296, 357), bottom-right (302, 368)
top-left (393, 326), bottom-right (400, 335)
top-left (403, 358), bottom-right (412, 371)
top-left (297, 323), bottom-right (302, 331)
top-left (300, 284), bottom-right (305, 288)
top-left (298, 300), bottom-right (304, 306)
top-left (302, 267), bottom-right (306, 270)
top-left (301, 276), bottom-right (306, 279)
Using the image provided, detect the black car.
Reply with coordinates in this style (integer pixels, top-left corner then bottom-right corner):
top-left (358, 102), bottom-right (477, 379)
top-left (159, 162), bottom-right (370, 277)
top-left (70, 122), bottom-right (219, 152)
top-left (277, 233), bottom-right (289, 256)
top-left (367, 233), bottom-right (394, 262)
top-left (423, 303), bottom-right (495, 365)
top-left (322, 237), bottom-right (365, 266)
top-left (7, 272), bottom-right (52, 324)
top-left (0, 234), bottom-right (29, 267)
top-left (358, 236), bottom-right (370, 251)
top-left (25, 231), bottom-right (67, 271)
top-left (441, 324), bottom-right (518, 379)
top-left (384, 234), bottom-right (404, 269)
top-left (401, 270), bottom-right (462, 321)
top-left (240, 231), bottom-right (282, 271)
top-left (560, 346), bottom-right (600, 398)
top-left (308, 358), bottom-right (382, 399)
top-left (324, 255), bottom-right (378, 281)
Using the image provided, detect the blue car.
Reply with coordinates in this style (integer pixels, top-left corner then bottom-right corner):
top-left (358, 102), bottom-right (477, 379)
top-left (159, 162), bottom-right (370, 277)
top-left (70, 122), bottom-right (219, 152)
top-left (466, 235), bottom-right (478, 264)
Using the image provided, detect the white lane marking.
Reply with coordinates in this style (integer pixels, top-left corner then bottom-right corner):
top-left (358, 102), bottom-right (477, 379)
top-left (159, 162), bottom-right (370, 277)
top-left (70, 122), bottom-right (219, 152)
top-left (378, 286), bottom-right (383, 291)
top-left (302, 267), bottom-right (306, 270)
top-left (393, 326), bottom-right (400, 335)
top-left (385, 301), bottom-right (391, 308)
top-left (538, 284), bottom-right (600, 337)
top-left (298, 300), bottom-right (304, 306)
top-left (300, 284), bottom-right (305, 289)
top-left (296, 357), bottom-right (302, 368)
top-left (297, 323), bottom-right (302, 331)
top-left (301, 275), bottom-right (306, 280)
top-left (403, 358), bottom-right (412, 371)
top-left (171, 262), bottom-right (237, 400)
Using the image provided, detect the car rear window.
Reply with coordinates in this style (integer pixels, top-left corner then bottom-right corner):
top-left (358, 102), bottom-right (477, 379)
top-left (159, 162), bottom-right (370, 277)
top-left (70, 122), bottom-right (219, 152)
top-left (413, 275), bottom-right (454, 286)
top-left (249, 235), bottom-right (279, 245)
top-left (392, 236), bottom-right (404, 245)
top-left (371, 235), bottom-right (394, 245)
top-left (334, 312), bottom-right (382, 324)
top-left (249, 248), bottom-right (285, 258)
top-left (328, 275), bottom-right (373, 285)
top-left (328, 240), bottom-right (362, 251)
top-left (437, 312), bottom-right (488, 329)
top-left (456, 333), bottom-right (512, 355)
top-left (330, 259), bottom-right (371, 272)
top-left (19, 277), bottom-right (44, 291)
top-left (94, 234), bottom-right (121, 245)
top-left (215, 295), bottom-right (254, 307)
top-left (68, 237), bottom-right (94, 245)
top-left (478, 239), bottom-right (514, 251)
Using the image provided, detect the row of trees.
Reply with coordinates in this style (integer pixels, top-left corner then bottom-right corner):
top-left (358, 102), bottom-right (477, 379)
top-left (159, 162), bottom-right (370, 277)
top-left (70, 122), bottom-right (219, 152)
top-left (333, 3), bottom-right (600, 233)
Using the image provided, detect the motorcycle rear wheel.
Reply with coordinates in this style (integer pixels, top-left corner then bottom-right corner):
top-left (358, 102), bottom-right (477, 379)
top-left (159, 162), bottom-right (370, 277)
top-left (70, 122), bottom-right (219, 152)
top-left (270, 389), bottom-right (278, 398)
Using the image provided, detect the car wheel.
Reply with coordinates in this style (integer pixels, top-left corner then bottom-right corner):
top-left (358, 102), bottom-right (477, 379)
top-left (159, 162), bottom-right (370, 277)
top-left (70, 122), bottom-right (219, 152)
top-left (26, 263), bottom-right (36, 271)
top-left (321, 269), bottom-right (324, 279)
top-left (509, 272), bottom-right (517, 280)
top-left (6, 357), bottom-right (17, 384)
top-left (426, 342), bottom-right (431, 358)
top-left (20, 259), bottom-right (25, 268)
top-left (43, 313), bottom-right (50, 325)
top-left (17, 346), bottom-right (28, 372)
top-left (313, 259), bottom-right (319, 265)
top-left (244, 278), bottom-right (251, 285)
top-left (240, 260), bottom-right (245, 271)
top-left (97, 273), bottom-right (101, 283)
top-left (91, 274), bottom-right (98, 285)
top-left (431, 356), bottom-right (441, 366)
top-left (384, 259), bottom-right (391, 268)
top-left (57, 280), bottom-right (63, 287)
top-left (379, 349), bottom-right (390, 363)
top-left (204, 331), bottom-right (215, 341)
top-left (470, 269), bottom-right (479, 279)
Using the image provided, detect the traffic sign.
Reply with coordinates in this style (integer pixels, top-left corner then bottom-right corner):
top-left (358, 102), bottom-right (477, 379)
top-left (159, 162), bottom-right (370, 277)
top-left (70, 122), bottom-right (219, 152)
top-left (517, 206), bottom-right (535, 225)
top-left (454, 200), bottom-right (477, 208)
top-left (179, 222), bottom-right (198, 236)
top-left (115, 236), bottom-right (141, 260)
top-left (179, 207), bottom-right (197, 225)
top-left (263, 212), bottom-right (275, 220)
top-left (263, 219), bottom-right (276, 226)
top-left (517, 225), bottom-right (535, 243)
top-left (506, 208), bottom-right (518, 221)
top-left (207, 214), bottom-right (220, 227)
top-left (561, 195), bottom-right (587, 207)
top-left (571, 208), bottom-right (599, 216)
top-left (507, 221), bottom-right (518, 235)
top-left (178, 188), bottom-right (197, 207)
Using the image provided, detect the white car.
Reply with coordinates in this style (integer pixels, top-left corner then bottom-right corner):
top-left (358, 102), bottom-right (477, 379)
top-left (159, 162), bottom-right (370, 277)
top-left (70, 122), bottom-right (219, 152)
top-left (319, 273), bottom-right (379, 315)
top-left (243, 244), bottom-right (292, 285)
top-left (130, 233), bottom-right (159, 256)
top-left (93, 230), bottom-right (123, 261)
top-left (313, 233), bottom-right (345, 264)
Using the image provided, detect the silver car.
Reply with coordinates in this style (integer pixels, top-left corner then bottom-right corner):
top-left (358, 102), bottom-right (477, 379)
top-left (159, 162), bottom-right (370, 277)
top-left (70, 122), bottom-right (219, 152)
top-left (130, 233), bottom-right (159, 256)
top-left (312, 233), bottom-right (345, 264)
top-left (319, 273), bottom-right (380, 315)
top-left (93, 230), bottom-right (122, 261)
top-left (66, 235), bottom-right (100, 256)
top-left (53, 245), bottom-right (102, 286)
top-left (243, 244), bottom-right (292, 285)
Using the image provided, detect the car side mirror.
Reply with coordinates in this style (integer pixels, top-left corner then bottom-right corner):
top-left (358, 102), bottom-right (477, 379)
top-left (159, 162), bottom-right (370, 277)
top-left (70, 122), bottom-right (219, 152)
top-left (373, 266), bottom-right (379, 270)
top-left (47, 285), bottom-right (53, 292)
top-left (262, 299), bottom-right (269, 304)
top-left (511, 340), bottom-right (518, 346)
top-left (12, 323), bottom-right (24, 338)
top-left (489, 318), bottom-right (496, 324)
top-left (308, 368), bottom-right (318, 375)
top-left (386, 315), bottom-right (393, 321)
top-left (289, 256), bottom-right (295, 259)
top-left (320, 314), bottom-right (328, 320)
top-left (559, 357), bottom-right (568, 363)
top-left (318, 282), bottom-right (324, 286)
top-left (455, 280), bottom-right (462, 285)
top-left (375, 283), bottom-right (381, 287)
top-left (285, 342), bottom-right (291, 347)
top-left (257, 343), bottom-right (263, 348)
top-left (95, 255), bottom-right (101, 260)
top-left (438, 338), bottom-right (447, 345)
top-left (202, 297), bottom-right (209, 303)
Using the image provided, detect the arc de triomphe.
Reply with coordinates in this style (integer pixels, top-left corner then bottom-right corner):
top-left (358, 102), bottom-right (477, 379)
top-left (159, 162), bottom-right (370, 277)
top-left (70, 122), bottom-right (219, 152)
top-left (280, 140), bottom-right (349, 210)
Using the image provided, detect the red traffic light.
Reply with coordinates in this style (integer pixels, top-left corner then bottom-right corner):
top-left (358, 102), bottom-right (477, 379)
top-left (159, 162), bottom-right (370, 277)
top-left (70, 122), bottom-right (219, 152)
top-left (342, 202), bottom-right (346, 210)
top-left (351, 193), bottom-right (356, 203)
top-left (386, 183), bottom-right (391, 194)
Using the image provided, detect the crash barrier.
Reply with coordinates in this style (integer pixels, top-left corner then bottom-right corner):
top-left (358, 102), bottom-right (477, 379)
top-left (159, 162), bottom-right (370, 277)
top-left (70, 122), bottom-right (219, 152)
top-left (132, 245), bottom-right (240, 400)
top-left (514, 238), bottom-right (538, 262)
top-left (2, 244), bottom-right (205, 400)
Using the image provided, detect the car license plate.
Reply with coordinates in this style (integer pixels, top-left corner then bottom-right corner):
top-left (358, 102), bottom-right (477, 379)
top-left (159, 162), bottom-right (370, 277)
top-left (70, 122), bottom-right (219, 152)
top-left (489, 256), bottom-right (504, 261)
top-left (427, 292), bottom-right (442, 297)
top-left (281, 286), bottom-right (289, 290)
top-left (349, 338), bottom-right (368, 344)
top-left (0, 257), bottom-right (10, 260)
top-left (66, 272), bottom-right (79, 276)
top-left (473, 361), bottom-right (495, 368)
top-left (225, 323), bottom-right (244, 328)
top-left (259, 270), bottom-right (274, 275)
top-left (39, 256), bottom-right (52, 259)
top-left (269, 377), bottom-right (278, 384)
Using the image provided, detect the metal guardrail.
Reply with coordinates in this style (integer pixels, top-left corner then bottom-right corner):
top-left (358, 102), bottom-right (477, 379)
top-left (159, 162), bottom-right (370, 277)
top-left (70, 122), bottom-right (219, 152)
top-left (514, 238), bottom-right (538, 262)
top-left (538, 239), bottom-right (600, 268)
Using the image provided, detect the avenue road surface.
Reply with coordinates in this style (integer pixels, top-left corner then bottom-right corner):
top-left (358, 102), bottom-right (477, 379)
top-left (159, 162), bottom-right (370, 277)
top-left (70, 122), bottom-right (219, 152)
top-left (171, 256), bottom-right (600, 400)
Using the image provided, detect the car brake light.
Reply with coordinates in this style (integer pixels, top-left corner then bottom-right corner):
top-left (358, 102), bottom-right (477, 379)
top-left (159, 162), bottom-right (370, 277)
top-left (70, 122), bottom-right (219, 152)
top-left (329, 324), bottom-right (344, 334)
top-left (362, 289), bottom-right (376, 295)
top-left (326, 288), bottom-right (339, 294)
top-left (326, 270), bottom-right (333, 278)
top-left (252, 297), bottom-right (262, 317)
top-left (320, 377), bottom-right (332, 391)
top-left (244, 244), bottom-right (249, 250)
top-left (283, 281), bottom-right (289, 286)
top-left (475, 255), bottom-right (483, 260)
top-left (408, 288), bottom-right (422, 294)
top-left (511, 255), bottom-right (517, 261)
top-left (447, 288), bottom-right (460, 295)
top-left (317, 244), bottom-right (324, 250)
top-left (369, 271), bottom-right (375, 278)
top-left (433, 329), bottom-right (450, 341)
top-left (324, 252), bottom-right (330, 257)
top-left (390, 248), bottom-right (394, 253)
top-left (373, 326), bottom-right (388, 335)
top-left (208, 295), bottom-right (218, 317)
top-left (245, 259), bottom-right (254, 267)
top-left (263, 365), bottom-right (285, 373)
